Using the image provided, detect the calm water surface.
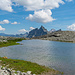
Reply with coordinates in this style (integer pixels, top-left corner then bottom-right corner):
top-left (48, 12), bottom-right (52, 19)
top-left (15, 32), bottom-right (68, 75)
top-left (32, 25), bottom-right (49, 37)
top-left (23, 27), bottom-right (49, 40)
top-left (0, 40), bottom-right (75, 75)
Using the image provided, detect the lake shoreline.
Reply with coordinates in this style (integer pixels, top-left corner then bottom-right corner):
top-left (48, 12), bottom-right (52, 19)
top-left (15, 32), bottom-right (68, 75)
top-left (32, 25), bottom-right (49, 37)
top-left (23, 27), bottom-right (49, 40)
top-left (0, 57), bottom-right (63, 75)
top-left (31, 37), bottom-right (75, 43)
top-left (32, 31), bottom-right (75, 43)
top-left (40, 38), bottom-right (74, 43)
top-left (0, 37), bottom-right (26, 48)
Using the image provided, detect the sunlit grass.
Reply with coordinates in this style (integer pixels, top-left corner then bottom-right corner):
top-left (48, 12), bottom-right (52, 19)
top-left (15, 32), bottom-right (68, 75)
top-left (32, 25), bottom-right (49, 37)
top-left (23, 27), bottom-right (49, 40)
top-left (0, 38), bottom-right (25, 47)
top-left (0, 57), bottom-right (63, 75)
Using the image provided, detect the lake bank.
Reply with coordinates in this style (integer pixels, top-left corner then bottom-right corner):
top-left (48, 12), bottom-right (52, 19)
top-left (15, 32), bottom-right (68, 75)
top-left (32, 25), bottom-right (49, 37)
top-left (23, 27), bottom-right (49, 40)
top-left (40, 38), bottom-right (74, 43)
top-left (0, 57), bottom-right (63, 75)
top-left (0, 37), bottom-right (26, 48)
top-left (32, 31), bottom-right (75, 43)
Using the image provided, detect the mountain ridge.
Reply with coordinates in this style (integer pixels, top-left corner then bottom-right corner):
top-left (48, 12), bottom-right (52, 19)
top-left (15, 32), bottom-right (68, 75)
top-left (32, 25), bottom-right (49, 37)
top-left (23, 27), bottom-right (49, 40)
top-left (27, 26), bottom-right (48, 38)
top-left (0, 32), bottom-right (28, 37)
top-left (32, 31), bottom-right (75, 43)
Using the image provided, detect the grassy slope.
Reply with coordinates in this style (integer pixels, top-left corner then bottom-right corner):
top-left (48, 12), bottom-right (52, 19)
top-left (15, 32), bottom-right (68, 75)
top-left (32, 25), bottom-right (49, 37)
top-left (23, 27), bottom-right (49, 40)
top-left (0, 42), bottom-right (19, 47)
top-left (0, 57), bottom-right (63, 75)
top-left (0, 38), bottom-right (24, 47)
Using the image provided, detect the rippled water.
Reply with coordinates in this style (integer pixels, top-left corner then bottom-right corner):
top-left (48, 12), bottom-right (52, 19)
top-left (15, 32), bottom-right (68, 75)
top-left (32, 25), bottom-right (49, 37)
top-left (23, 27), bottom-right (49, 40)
top-left (0, 40), bottom-right (75, 75)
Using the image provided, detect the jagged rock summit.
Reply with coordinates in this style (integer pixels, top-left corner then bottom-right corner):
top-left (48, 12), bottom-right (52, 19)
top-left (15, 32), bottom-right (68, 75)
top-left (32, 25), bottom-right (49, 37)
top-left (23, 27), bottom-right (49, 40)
top-left (48, 29), bottom-right (56, 33)
top-left (27, 26), bottom-right (48, 38)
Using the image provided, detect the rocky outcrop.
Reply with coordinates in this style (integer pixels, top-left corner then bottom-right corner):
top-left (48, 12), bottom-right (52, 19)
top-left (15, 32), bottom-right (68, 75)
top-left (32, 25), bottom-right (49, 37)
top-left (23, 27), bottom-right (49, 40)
top-left (0, 65), bottom-right (36, 75)
top-left (33, 31), bottom-right (75, 43)
top-left (27, 26), bottom-right (48, 38)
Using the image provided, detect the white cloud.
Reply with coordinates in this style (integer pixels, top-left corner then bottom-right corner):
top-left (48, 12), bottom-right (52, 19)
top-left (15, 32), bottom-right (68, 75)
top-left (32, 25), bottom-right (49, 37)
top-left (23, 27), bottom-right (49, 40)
top-left (11, 0), bottom-right (64, 23)
top-left (0, 0), bottom-right (72, 12)
top-left (26, 9), bottom-right (55, 23)
top-left (12, 0), bottom-right (64, 11)
top-left (19, 29), bottom-right (28, 33)
top-left (67, 23), bottom-right (75, 31)
top-left (30, 27), bottom-right (35, 30)
top-left (19, 27), bottom-right (35, 33)
top-left (0, 26), bottom-right (5, 31)
top-left (12, 0), bottom-right (64, 23)
top-left (11, 21), bottom-right (20, 24)
top-left (0, 0), bottom-right (72, 23)
top-left (65, 0), bottom-right (73, 2)
top-left (0, 0), bottom-right (13, 12)
top-left (0, 20), bottom-right (9, 24)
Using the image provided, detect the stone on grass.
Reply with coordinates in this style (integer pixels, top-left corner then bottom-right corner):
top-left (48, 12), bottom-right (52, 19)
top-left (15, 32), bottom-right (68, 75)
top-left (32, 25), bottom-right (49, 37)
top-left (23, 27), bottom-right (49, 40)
top-left (27, 71), bottom-right (32, 74)
top-left (33, 74), bottom-right (36, 75)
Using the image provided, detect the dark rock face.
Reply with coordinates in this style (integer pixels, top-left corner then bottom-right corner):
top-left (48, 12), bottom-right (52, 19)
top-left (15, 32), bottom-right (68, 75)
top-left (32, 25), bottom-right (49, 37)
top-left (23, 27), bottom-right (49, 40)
top-left (27, 28), bottom-right (38, 38)
top-left (27, 26), bottom-right (48, 38)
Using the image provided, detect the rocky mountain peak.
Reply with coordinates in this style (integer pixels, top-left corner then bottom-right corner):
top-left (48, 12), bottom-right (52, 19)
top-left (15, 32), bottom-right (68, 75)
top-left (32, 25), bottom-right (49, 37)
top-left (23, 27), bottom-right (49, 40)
top-left (27, 26), bottom-right (48, 38)
top-left (40, 25), bottom-right (45, 29)
top-left (39, 25), bottom-right (48, 32)
top-left (48, 29), bottom-right (56, 33)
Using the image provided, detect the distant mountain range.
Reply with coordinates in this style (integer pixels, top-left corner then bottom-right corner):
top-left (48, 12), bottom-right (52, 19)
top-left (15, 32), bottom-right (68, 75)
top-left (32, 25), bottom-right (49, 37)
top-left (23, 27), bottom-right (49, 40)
top-left (27, 26), bottom-right (62, 38)
top-left (0, 26), bottom-right (61, 38)
top-left (0, 32), bottom-right (28, 37)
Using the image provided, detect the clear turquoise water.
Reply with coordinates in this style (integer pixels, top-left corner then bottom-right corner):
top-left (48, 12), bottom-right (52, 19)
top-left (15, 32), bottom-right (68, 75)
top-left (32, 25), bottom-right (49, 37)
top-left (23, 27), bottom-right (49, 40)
top-left (0, 40), bottom-right (75, 75)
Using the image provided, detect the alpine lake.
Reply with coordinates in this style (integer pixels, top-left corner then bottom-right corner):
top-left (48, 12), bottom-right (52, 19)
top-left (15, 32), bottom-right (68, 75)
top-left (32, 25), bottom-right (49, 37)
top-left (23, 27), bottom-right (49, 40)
top-left (0, 39), bottom-right (75, 75)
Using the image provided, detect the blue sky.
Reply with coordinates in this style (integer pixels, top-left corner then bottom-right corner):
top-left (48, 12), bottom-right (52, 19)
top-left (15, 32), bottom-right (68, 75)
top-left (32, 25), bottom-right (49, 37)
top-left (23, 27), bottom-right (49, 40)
top-left (0, 0), bottom-right (75, 34)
